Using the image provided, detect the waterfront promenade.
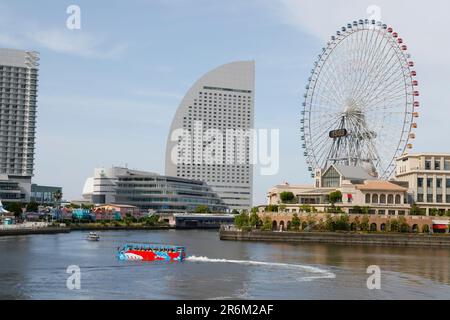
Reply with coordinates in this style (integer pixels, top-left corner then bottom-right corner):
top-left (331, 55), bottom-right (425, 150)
top-left (0, 222), bottom-right (171, 237)
top-left (0, 222), bottom-right (70, 237)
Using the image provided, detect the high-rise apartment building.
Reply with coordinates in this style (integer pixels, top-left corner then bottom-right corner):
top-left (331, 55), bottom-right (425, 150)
top-left (165, 61), bottom-right (255, 212)
top-left (0, 48), bottom-right (39, 202)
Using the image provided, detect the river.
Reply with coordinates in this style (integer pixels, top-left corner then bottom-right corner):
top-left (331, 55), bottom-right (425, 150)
top-left (0, 230), bottom-right (449, 299)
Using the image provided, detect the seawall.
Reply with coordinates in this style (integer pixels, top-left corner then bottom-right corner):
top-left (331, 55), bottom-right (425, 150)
top-left (0, 227), bottom-right (71, 237)
top-left (69, 225), bottom-right (171, 231)
top-left (219, 230), bottom-right (450, 247)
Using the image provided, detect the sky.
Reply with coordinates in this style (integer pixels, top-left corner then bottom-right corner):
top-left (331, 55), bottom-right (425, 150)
top-left (0, 0), bottom-right (449, 204)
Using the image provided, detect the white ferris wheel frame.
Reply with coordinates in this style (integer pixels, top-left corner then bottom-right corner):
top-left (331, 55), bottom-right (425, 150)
top-left (301, 19), bottom-right (419, 179)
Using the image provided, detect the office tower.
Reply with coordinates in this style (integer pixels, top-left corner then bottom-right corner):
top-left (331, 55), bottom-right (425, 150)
top-left (165, 61), bottom-right (255, 212)
top-left (0, 49), bottom-right (39, 201)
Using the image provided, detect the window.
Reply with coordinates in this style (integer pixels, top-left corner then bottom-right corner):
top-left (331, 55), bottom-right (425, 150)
top-left (322, 166), bottom-right (340, 188)
top-left (437, 195), bottom-right (443, 203)
top-left (387, 194), bottom-right (394, 204)
top-left (380, 194), bottom-right (386, 204)
top-left (425, 160), bottom-right (431, 170)
top-left (365, 194), bottom-right (371, 204)
top-left (445, 161), bottom-right (450, 170)
top-left (395, 195), bottom-right (401, 204)
top-left (427, 178), bottom-right (433, 189)
top-left (417, 194), bottom-right (424, 202)
top-left (446, 179), bottom-right (450, 188)
top-left (437, 178), bottom-right (442, 188)
top-left (427, 194), bottom-right (433, 203)
top-left (417, 178), bottom-right (423, 188)
top-left (372, 194), bottom-right (378, 203)
top-left (388, 210), bottom-right (396, 216)
top-left (435, 161), bottom-right (441, 170)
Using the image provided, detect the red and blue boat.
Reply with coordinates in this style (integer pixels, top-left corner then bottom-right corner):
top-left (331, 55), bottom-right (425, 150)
top-left (117, 243), bottom-right (186, 262)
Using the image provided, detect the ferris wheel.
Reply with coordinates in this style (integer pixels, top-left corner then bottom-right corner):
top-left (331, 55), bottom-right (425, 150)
top-left (301, 19), bottom-right (419, 179)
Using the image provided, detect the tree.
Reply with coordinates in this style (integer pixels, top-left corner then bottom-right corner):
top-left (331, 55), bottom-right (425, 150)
top-left (251, 207), bottom-right (259, 214)
top-left (53, 190), bottom-right (63, 207)
top-left (265, 205), bottom-right (279, 212)
top-left (280, 192), bottom-right (295, 204)
top-left (279, 204), bottom-right (286, 212)
top-left (231, 209), bottom-right (239, 215)
top-left (324, 213), bottom-right (335, 231)
top-left (422, 224), bottom-right (430, 233)
top-left (300, 204), bottom-right (311, 213)
top-left (360, 214), bottom-right (370, 231)
top-left (261, 217), bottom-right (272, 231)
top-left (410, 204), bottom-right (425, 216)
top-left (249, 211), bottom-right (261, 228)
top-left (389, 218), bottom-right (399, 232)
top-left (328, 190), bottom-right (343, 205)
top-left (291, 213), bottom-right (301, 231)
top-left (195, 205), bottom-right (211, 213)
top-left (144, 215), bottom-right (160, 226)
top-left (26, 201), bottom-right (39, 212)
top-left (398, 216), bottom-right (409, 233)
top-left (4, 202), bottom-right (23, 218)
top-left (353, 216), bottom-right (361, 231)
top-left (334, 214), bottom-right (350, 231)
top-left (234, 211), bottom-right (249, 229)
top-left (429, 208), bottom-right (439, 217)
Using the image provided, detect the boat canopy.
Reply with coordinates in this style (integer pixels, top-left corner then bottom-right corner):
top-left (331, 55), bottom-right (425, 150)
top-left (123, 243), bottom-right (185, 250)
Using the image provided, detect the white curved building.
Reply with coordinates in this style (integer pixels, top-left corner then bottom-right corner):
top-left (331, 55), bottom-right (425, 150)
top-left (165, 61), bottom-right (255, 212)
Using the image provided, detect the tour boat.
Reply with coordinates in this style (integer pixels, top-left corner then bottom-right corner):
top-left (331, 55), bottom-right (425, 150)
top-left (86, 232), bottom-right (100, 241)
top-left (117, 243), bottom-right (186, 262)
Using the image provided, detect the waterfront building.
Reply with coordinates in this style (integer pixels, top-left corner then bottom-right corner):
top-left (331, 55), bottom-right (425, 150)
top-left (30, 184), bottom-right (62, 205)
top-left (82, 167), bottom-right (228, 213)
top-left (0, 49), bottom-right (39, 202)
top-left (267, 182), bottom-right (313, 205)
top-left (395, 153), bottom-right (450, 215)
top-left (93, 204), bottom-right (141, 220)
top-left (165, 61), bottom-right (255, 212)
top-left (265, 164), bottom-right (410, 216)
top-left (257, 211), bottom-right (448, 233)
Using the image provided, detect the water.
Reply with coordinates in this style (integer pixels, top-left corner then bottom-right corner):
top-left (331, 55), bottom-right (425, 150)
top-left (0, 229), bottom-right (449, 300)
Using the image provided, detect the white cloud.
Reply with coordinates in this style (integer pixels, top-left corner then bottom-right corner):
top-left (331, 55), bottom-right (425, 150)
top-left (25, 29), bottom-right (127, 59)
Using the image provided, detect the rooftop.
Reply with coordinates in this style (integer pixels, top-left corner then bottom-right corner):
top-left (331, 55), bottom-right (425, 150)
top-left (333, 164), bottom-right (377, 181)
top-left (355, 180), bottom-right (408, 192)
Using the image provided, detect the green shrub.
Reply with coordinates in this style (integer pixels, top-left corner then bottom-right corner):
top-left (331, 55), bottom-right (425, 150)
top-left (334, 214), bottom-right (350, 231)
top-left (291, 213), bottom-right (301, 231)
top-left (261, 217), bottom-right (272, 231)
top-left (280, 192), bottom-right (296, 204)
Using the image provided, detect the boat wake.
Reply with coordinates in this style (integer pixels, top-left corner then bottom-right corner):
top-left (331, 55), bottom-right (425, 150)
top-left (186, 256), bottom-right (335, 281)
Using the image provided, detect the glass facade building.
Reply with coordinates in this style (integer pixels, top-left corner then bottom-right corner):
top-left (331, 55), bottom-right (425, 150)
top-left (30, 184), bottom-right (62, 204)
top-left (83, 167), bottom-right (228, 213)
